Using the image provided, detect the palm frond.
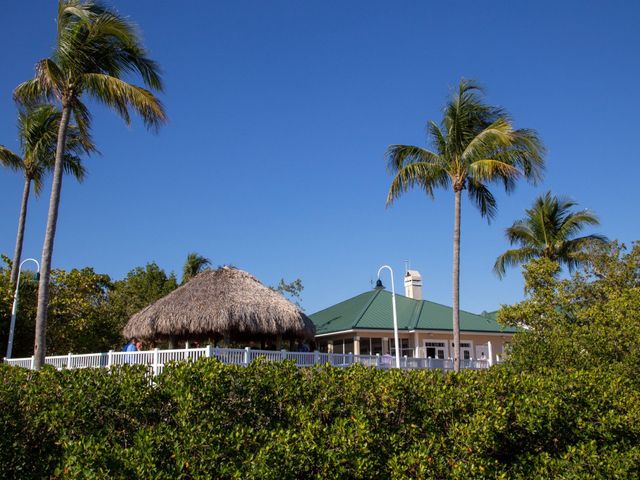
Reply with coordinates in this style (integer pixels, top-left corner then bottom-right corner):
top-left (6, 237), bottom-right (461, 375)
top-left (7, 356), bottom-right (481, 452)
top-left (467, 179), bottom-right (497, 220)
top-left (427, 120), bottom-right (447, 156)
top-left (493, 247), bottom-right (539, 278)
top-left (386, 161), bottom-right (449, 206)
top-left (468, 159), bottom-right (520, 184)
top-left (386, 144), bottom-right (441, 172)
top-left (61, 153), bottom-right (87, 181)
top-left (556, 209), bottom-right (601, 240)
top-left (82, 73), bottom-right (166, 129)
top-left (14, 78), bottom-right (54, 106)
top-left (70, 99), bottom-right (93, 148)
top-left (461, 118), bottom-right (513, 161)
top-left (505, 220), bottom-right (540, 247)
top-left (0, 146), bottom-right (24, 170)
top-left (182, 253), bottom-right (212, 283)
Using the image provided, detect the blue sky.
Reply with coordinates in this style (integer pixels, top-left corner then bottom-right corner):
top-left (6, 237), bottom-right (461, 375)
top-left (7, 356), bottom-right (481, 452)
top-left (1, 1), bottom-right (638, 314)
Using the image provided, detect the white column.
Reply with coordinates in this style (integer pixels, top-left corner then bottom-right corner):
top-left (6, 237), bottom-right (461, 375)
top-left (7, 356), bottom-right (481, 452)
top-left (353, 336), bottom-right (360, 355)
top-left (488, 341), bottom-right (494, 366)
top-left (414, 332), bottom-right (420, 357)
top-left (244, 346), bottom-right (251, 366)
top-left (153, 348), bottom-right (159, 376)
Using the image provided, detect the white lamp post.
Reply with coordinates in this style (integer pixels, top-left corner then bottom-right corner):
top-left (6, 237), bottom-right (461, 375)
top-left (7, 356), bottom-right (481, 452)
top-left (7, 258), bottom-right (40, 359)
top-left (377, 265), bottom-right (400, 368)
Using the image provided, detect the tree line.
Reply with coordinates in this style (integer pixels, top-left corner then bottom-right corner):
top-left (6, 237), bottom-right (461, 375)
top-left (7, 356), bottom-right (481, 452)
top-left (0, 250), bottom-right (304, 359)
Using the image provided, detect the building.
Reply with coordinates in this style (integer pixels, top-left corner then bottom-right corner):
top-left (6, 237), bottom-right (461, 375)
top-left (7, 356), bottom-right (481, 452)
top-left (309, 270), bottom-right (515, 365)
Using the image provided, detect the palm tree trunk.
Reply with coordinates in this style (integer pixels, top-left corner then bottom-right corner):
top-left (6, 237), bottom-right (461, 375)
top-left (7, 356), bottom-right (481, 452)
top-left (10, 177), bottom-right (31, 285)
top-left (452, 187), bottom-right (462, 373)
top-left (33, 104), bottom-right (71, 369)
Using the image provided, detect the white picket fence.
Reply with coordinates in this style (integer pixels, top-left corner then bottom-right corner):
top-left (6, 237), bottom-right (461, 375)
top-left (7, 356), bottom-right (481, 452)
top-left (4, 346), bottom-right (490, 374)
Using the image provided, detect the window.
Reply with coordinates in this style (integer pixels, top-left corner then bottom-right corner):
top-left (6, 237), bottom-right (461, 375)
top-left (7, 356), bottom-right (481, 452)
top-left (344, 339), bottom-right (354, 354)
top-left (371, 338), bottom-right (383, 355)
top-left (360, 337), bottom-right (370, 355)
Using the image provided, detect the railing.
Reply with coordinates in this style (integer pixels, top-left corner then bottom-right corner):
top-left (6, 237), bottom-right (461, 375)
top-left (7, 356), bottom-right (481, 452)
top-left (4, 346), bottom-right (492, 374)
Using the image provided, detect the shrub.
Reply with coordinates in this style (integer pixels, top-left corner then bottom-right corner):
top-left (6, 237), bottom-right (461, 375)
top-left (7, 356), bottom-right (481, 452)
top-left (1, 359), bottom-right (639, 479)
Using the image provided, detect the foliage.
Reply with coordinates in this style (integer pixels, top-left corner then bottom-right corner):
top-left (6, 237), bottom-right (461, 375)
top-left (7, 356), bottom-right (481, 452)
top-left (270, 278), bottom-right (304, 308)
top-left (98, 262), bottom-right (178, 347)
top-left (0, 259), bottom-right (38, 357)
top-left (385, 79), bottom-right (545, 216)
top-left (499, 241), bottom-right (640, 381)
top-left (14, 0), bottom-right (166, 135)
top-left (0, 260), bottom-right (178, 357)
top-left (0, 360), bottom-right (638, 479)
top-left (0, 104), bottom-right (91, 194)
top-left (494, 191), bottom-right (608, 277)
top-left (0, 261), bottom-right (115, 357)
top-left (181, 252), bottom-right (211, 284)
top-left (46, 268), bottom-right (114, 354)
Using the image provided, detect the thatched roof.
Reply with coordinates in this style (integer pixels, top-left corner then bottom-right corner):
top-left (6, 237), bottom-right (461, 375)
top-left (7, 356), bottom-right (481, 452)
top-left (122, 267), bottom-right (315, 342)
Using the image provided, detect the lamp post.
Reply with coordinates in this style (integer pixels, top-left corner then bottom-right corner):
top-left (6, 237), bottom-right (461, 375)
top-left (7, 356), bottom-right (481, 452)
top-left (377, 265), bottom-right (400, 368)
top-left (7, 258), bottom-right (40, 359)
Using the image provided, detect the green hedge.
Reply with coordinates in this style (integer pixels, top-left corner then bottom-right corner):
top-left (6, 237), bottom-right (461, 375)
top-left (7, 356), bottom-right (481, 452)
top-left (1, 360), bottom-right (639, 479)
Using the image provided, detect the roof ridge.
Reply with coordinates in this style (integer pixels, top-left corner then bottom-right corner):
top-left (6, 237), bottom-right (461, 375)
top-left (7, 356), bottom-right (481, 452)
top-left (351, 289), bottom-right (382, 329)
top-left (409, 299), bottom-right (424, 330)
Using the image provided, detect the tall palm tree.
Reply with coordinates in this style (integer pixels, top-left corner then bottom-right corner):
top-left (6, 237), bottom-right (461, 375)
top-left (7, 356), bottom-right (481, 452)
top-left (14, 0), bottom-right (166, 368)
top-left (182, 253), bottom-right (212, 284)
top-left (0, 105), bottom-right (92, 286)
top-left (494, 192), bottom-right (608, 277)
top-left (386, 79), bottom-right (545, 372)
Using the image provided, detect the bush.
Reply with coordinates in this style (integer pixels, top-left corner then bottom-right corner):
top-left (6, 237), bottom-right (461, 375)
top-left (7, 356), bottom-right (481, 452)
top-left (1, 360), bottom-right (639, 479)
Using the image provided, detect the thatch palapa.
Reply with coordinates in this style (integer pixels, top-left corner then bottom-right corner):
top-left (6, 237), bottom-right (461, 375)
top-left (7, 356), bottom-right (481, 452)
top-left (122, 267), bottom-right (315, 343)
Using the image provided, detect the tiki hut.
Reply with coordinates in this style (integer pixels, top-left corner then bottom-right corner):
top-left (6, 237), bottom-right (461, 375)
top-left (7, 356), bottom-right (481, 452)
top-left (122, 267), bottom-right (315, 348)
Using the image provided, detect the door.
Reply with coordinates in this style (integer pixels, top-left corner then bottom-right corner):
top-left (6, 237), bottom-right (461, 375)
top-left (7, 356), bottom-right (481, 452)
top-left (424, 341), bottom-right (447, 359)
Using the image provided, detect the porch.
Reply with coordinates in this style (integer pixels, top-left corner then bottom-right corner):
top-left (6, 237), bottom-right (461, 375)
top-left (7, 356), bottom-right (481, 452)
top-left (315, 331), bottom-right (509, 365)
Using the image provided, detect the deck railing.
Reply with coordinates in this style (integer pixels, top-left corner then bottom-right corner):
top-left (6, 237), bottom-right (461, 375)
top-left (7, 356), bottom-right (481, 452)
top-left (4, 347), bottom-right (491, 373)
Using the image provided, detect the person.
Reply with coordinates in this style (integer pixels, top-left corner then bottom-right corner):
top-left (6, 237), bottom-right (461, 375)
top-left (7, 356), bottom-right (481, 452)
top-left (123, 338), bottom-right (139, 364)
top-left (135, 339), bottom-right (143, 351)
top-left (124, 338), bottom-right (138, 352)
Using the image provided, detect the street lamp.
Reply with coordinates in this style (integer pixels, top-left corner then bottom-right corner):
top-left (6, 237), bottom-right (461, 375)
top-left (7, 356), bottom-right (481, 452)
top-left (7, 258), bottom-right (40, 359)
top-left (377, 265), bottom-right (400, 368)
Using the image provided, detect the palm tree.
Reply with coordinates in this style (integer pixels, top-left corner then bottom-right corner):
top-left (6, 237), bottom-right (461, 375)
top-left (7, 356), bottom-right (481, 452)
top-left (0, 105), bottom-right (92, 286)
top-left (494, 192), bottom-right (608, 277)
top-left (386, 79), bottom-right (545, 372)
top-left (14, 0), bottom-right (166, 368)
top-left (182, 253), bottom-right (212, 284)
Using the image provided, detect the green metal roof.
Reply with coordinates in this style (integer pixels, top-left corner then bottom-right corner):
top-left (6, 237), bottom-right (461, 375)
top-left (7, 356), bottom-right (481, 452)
top-left (310, 289), bottom-right (516, 335)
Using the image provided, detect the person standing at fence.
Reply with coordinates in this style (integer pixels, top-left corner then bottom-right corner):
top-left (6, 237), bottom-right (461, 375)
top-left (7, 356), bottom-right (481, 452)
top-left (124, 338), bottom-right (138, 364)
top-left (124, 338), bottom-right (138, 353)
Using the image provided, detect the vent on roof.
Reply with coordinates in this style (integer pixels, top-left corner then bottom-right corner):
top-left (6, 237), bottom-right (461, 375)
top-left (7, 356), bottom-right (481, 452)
top-left (404, 270), bottom-right (422, 300)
